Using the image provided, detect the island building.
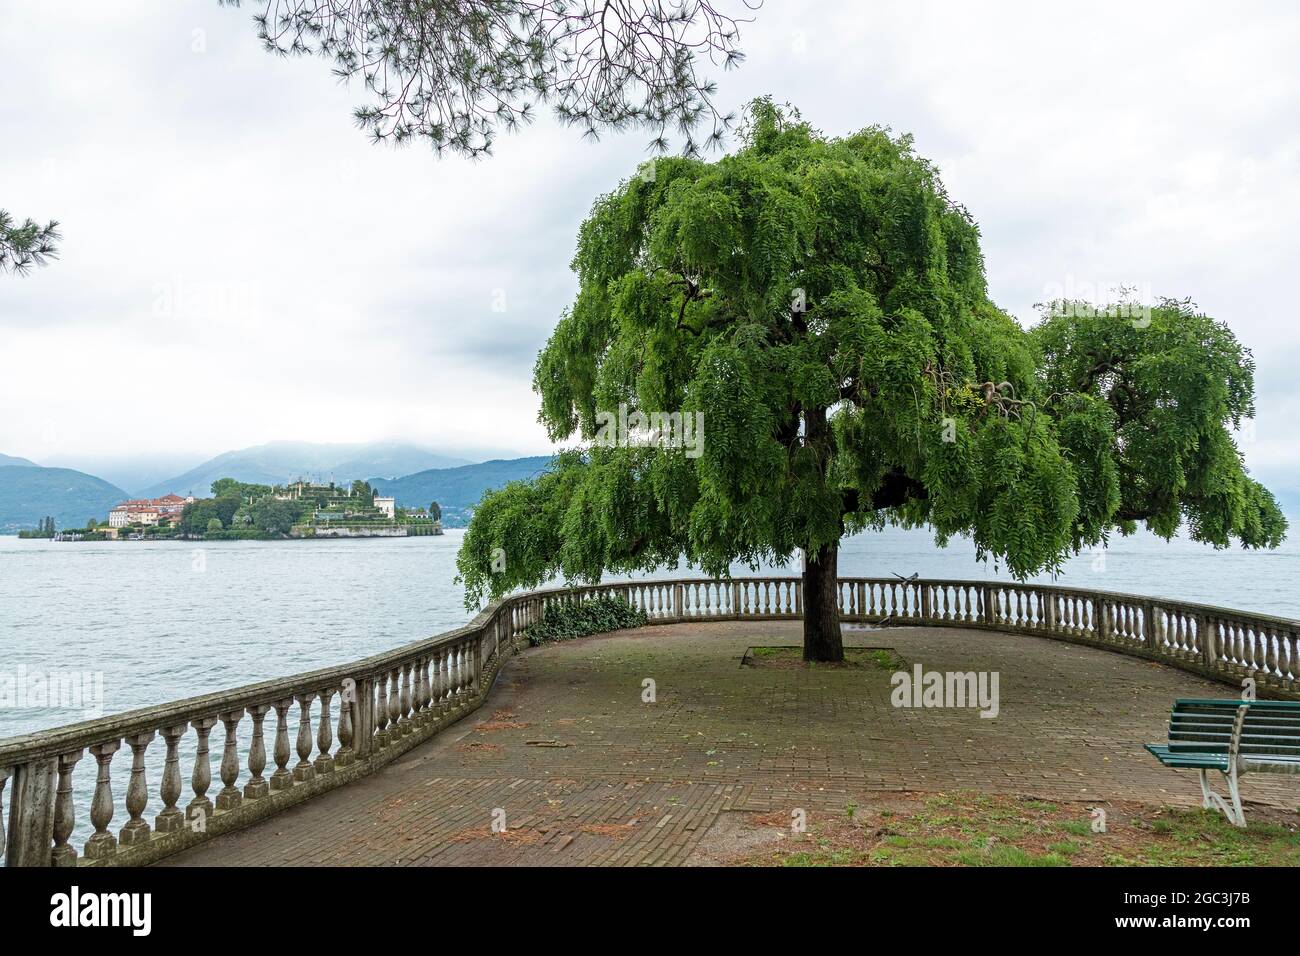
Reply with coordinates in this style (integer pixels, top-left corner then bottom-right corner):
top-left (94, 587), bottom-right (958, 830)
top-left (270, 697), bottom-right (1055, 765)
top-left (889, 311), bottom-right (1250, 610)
top-left (108, 494), bottom-right (194, 528)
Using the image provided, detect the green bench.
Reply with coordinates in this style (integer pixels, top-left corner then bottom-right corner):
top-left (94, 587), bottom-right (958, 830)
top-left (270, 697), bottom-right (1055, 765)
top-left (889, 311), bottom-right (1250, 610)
top-left (1146, 698), bottom-right (1300, 826)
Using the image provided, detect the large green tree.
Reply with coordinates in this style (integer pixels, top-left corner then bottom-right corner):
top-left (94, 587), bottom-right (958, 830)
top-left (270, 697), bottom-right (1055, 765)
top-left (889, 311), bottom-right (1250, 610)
top-left (457, 100), bottom-right (1285, 661)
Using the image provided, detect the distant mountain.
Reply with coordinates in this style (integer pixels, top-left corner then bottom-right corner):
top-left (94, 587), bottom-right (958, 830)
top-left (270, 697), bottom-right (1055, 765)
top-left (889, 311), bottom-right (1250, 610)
top-left (0, 453), bottom-right (37, 468)
top-left (0, 465), bottom-right (128, 532)
top-left (139, 441), bottom-right (475, 498)
top-left (371, 456), bottom-right (554, 527)
top-left (38, 453), bottom-right (207, 497)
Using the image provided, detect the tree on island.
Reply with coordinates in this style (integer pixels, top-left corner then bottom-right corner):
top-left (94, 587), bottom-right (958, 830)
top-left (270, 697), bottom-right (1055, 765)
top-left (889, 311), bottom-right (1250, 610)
top-left (222, 0), bottom-right (754, 157)
top-left (211, 477), bottom-right (273, 501)
top-left (456, 99), bottom-right (1286, 662)
top-left (429, 501), bottom-right (441, 522)
top-left (180, 500), bottom-right (218, 535)
top-left (253, 498), bottom-right (300, 535)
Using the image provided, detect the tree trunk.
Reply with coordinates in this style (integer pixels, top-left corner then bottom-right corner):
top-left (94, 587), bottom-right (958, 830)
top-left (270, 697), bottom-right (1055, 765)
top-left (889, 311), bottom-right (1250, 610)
top-left (802, 541), bottom-right (844, 662)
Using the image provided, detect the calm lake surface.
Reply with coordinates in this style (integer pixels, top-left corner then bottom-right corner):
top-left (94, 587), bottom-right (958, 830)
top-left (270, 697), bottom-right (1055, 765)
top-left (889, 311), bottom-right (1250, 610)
top-left (4, 525), bottom-right (1299, 740)
top-left (3, 525), bottom-right (1297, 850)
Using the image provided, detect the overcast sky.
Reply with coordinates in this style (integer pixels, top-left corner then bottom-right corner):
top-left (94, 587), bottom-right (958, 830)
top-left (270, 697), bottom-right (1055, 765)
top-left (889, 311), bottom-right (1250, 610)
top-left (3, 1), bottom-right (1298, 488)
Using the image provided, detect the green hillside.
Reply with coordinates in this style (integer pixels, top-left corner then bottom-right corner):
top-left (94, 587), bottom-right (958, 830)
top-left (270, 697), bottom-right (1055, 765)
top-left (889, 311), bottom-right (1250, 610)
top-left (0, 465), bottom-right (128, 532)
top-left (371, 456), bottom-right (553, 527)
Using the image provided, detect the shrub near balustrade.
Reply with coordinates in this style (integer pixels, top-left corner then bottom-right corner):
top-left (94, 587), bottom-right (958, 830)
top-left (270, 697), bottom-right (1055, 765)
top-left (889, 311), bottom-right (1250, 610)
top-left (525, 597), bottom-right (649, 646)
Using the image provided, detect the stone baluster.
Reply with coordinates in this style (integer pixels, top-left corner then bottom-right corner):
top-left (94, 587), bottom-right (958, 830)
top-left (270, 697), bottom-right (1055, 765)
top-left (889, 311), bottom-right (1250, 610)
top-left (216, 709), bottom-right (244, 811)
top-left (244, 705), bottom-right (271, 799)
top-left (398, 663), bottom-right (412, 736)
top-left (374, 673), bottom-right (390, 748)
top-left (315, 689), bottom-right (335, 773)
top-left (155, 723), bottom-right (188, 832)
top-left (409, 658), bottom-right (423, 725)
top-left (427, 653), bottom-right (439, 707)
top-left (418, 656), bottom-right (432, 723)
top-left (428, 655), bottom-right (440, 714)
top-left (385, 666), bottom-right (400, 736)
top-left (119, 731), bottom-right (156, 846)
top-left (433, 650), bottom-right (446, 707)
top-left (336, 682), bottom-right (355, 767)
top-left (84, 739), bottom-right (122, 860)
top-left (51, 749), bottom-right (84, 866)
top-left (270, 699), bottom-right (294, 791)
top-left (187, 716), bottom-right (218, 827)
top-left (293, 694), bottom-right (316, 783)
top-left (407, 660), bottom-right (422, 727)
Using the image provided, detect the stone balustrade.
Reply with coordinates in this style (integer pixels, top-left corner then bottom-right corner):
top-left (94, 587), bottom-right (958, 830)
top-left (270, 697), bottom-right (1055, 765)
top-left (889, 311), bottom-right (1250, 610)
top-left (2, 576), bottom-right (1296, 867)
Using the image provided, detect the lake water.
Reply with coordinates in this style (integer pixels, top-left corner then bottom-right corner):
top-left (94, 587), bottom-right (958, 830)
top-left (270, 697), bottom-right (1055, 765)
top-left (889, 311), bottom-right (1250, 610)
top-left (4, 525), bottom-right (1299, 740)
top-left (2, 525), bottom-right (1297, 851)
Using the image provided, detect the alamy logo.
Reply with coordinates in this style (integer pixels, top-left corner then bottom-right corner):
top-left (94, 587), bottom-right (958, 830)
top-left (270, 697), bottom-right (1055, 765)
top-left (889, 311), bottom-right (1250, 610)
top-left (593, 403), bottom-right (704, 458)
top-left (890, 664), bottom-right (1000, 718)
top-left (50, 886), bottom-right (151, 936)
top-left (0, 665), bottom-right (104, 719)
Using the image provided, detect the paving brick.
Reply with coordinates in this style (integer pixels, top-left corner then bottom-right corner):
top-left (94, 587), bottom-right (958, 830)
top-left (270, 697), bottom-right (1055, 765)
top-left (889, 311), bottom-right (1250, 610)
top-left (160, 621), bottom-right (1299, 866)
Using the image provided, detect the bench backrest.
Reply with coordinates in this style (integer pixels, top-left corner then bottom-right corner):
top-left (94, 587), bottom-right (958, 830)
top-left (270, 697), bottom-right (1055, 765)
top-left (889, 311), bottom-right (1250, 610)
top-left (1170, 699), bottom-right (1300, 762)
top-left (1168, 700), bottom-right (1239, 754)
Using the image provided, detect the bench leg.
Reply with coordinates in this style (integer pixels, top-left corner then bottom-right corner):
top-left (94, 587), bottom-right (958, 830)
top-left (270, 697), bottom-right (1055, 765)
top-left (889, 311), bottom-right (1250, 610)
top-left (1198, 769), bottom-right (1246, 828)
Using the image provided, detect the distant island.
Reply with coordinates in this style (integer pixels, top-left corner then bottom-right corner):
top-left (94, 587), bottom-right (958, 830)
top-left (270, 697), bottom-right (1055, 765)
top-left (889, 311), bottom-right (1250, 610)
top-left (28, 478), bottom-right (443, 541)
top-left (0, 445), bottom-right (554, 534)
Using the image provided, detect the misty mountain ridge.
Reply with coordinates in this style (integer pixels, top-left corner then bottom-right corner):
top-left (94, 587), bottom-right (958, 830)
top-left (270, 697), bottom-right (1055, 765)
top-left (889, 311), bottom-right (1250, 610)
top-left (0, 465), bottom-right (127, 532)
top-left (371, 456), bottom-right (553, 526)
top-left (138, 441), bottom-right (478, 498)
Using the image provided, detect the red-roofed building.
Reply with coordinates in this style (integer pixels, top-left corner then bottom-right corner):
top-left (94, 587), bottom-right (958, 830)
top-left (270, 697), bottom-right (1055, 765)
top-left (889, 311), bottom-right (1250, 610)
top-left (108, 494), bottom-right (195, 528)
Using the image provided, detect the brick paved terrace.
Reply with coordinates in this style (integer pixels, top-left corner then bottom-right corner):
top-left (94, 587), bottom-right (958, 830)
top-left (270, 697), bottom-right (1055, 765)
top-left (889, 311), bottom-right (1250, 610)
top-left (159, 620), bottom-right (1300, 867)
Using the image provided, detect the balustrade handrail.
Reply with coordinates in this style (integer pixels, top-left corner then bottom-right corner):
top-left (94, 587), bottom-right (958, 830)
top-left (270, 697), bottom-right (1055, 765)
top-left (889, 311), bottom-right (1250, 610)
top-left (2, 575), bottom-right (1297, 867)
top-left (0, 618), bottom-right (491, 766)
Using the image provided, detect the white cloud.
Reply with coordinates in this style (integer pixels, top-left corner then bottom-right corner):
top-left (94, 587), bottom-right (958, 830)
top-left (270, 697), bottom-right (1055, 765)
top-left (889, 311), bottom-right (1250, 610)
top-left (2, 0), bottom-right (1298, 488)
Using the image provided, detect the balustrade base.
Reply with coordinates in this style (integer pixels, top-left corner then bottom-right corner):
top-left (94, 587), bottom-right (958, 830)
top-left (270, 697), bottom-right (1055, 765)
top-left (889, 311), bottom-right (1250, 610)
top-left (50, 846), bottom-right (78, 867)
top-left (269, 771), bottom-right (293, 793)
top-left (313, 755), bottom-right (335, 775)
top-left (119, 821), bottom-right (152, 846)
top-left (243, 779), bottom-right (269, 800)
top-left (216, 789), bottom-right (242, 812)
top-left (84, 834), bottom-right (117, 860)
top-left (292, 764), bottom-right (316, 784)
top-left (154, 809), bottom-right (185, 833)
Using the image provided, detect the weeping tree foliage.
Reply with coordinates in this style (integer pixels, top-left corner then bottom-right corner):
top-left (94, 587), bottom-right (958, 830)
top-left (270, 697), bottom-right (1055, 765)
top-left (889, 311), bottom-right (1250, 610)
top-left (457, 99), bottom-right (1285, 661)
top-left (222, 0), bottom-right (755, 157)
top-left (0, 209), bottom-right (60, 276)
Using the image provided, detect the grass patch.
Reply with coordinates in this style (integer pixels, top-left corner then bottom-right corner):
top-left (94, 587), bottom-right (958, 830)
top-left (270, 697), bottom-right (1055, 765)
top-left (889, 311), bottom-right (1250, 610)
top-left (742, 646), bottom-right (906, 671)
top-left (727, 791), bottom-right (1300, 867)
